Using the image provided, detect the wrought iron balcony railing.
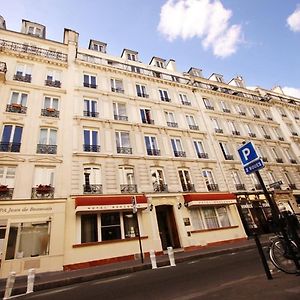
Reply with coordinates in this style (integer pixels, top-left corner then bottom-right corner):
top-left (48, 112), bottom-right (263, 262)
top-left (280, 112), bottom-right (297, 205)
top-left (147, 148), bottom-right (160, 156)
top-left (31, 185), bottom-right (54, 199)
top-left (181, 101), bottom-right (191, 106)
top-left (83, 184), bottom-right (103, 194)
top-left (289, 184), bottom-right (297, 190)
top-left (36, 144), bottom-right (57, 154)
top-left (262, 157), bottom-right (268, 162)
top-left (45, 80), bottom-right (61, 88)
top-left (198, 152), bottom-right (209, 159)
top-left (41, 108), bottom-right (59, 118)
top-left (114, 114), bottom-right (128, 121)
top-left (249, 133), bottom-right (256, 138)
top-left (0, 142), bottom-right (21, 152)
top-left (83, 144), bottom-right (100, 152)
top-left (167, 122), bottom-right (178, 128)
top-left (160, 97), bottom-right (171, 102)
top-left (153, 183), bottom-right (168, 193)
top-left (189, 125), bottom-right (199, 130)
top-left (235, 184), bottom-right (246, 191)
top-left (83, 82), bottom-right (97, 88)
top-left (215, 128), bottom-right (223, 134)
top-left (120, 184), bottom-right (137, 194)
top-left (255, 184), bottom-right (262, 190)
top-left (13, 74), bottom-right (31, 83)
top-left (264, 135), bottom-right (271, 139)
top-left (117, 147), bottom-right (132, 154)
top-left (207, 183), bottom-right (219, 191)
top-left (223, 108), bottom-right (231, 113)
top-left (0, 39), bottom-right (68, 62)
top-left (205, 105), bottom-right (215, 110)
top-left (253, 115), bottom-right (260, 119)
top-left (83, 111), bottom-right (99, 118)
top-left (232, 130), bottom-right (240, 136)
top-left (290, 159), bottom-right (297, 164)
top-left (276, 158), bottom-right (283, 163)
top-left (239, 111), bottom-right (246, 116)
top-left (6, 104), bottom-right (27, 114)
top-left (225, 154), bottom-right (234, 160)
top-left (111, 87), bottom-right (124, 93)
top-left (174, 151), bottom-right (186, 157)
top-left (182, 183), bottom-right (195, 192)
top-left (0, 186), bottom-right (13, 200)
top-left (142, 118), bottom-right (154, 125)
top-left (0, 61), bottom-right (7, 73)
top-left (278, 137), bottom-right (284, 141)
top-left (137, 93), bottom-right (149, 98)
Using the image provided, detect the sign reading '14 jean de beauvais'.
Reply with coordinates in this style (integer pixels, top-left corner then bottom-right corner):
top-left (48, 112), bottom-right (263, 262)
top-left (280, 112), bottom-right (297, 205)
top-left (237, 141), bottom-right (264, 175)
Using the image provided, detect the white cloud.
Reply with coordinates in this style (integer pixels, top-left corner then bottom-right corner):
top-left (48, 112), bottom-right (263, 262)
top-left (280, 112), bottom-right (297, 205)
top-left (287, 6), bottom-right (300, 32)
top-left (282, 87), bottom-right (300, 99)
top-left (157, 0), bottom-right (242, 58)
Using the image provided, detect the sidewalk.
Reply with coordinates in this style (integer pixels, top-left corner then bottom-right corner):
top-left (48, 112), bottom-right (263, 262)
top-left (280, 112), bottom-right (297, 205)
top-left (0, 235), bottom-right (273, 298)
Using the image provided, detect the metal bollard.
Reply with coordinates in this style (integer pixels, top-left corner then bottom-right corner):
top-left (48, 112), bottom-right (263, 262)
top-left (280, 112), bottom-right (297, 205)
top-left (150, 250), bottom-right (157, 269)
top-left (167, 246), bottom-right (176, 267)
top-left (26, 268), bottom-right (35, 294)
top-left (3, 271), bottom-right (16, 300)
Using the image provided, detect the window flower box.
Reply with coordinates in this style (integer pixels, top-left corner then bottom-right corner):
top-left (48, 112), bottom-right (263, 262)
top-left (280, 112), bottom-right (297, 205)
top-left (0, 185), bottom-right (9, 193)
top-left (36, 184), bottom-right (52, 193)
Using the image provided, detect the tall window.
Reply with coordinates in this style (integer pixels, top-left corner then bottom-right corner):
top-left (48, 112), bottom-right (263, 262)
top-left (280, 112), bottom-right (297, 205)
top-left (202, 169), bottom-right (218, 191)
top-left (84, 99), bottom-right (98, 118)
top-left (119, 166), bottom-right (136, 193)
top-left (0, 166), bottom-right (16, 187)
top-left (33, 166), bottom-right (54, 186)
top-left (140, 108), bottom-right (154, 124)
top-left (179, 93), bottom-right (190, 105)
top-left (250, 107), bottom-right (260, 118)
top-left (111, 78), bottom-right (124, 93)
top-left (14, 64), bottom-right (32, 82)
top-left (83, 129), bottom-right (99, 152)
top-left (261, 126), bottom-right (271, 139)
top-left (115, 131), bottom-right (132, 154)
top-left (171, 138), bottom-right (186, 157)
top-left (236, 104), bottom-right (245, 115)
top-left (194, 140), bottom-right (208, 159)
top-left (211, 118), bottom-right (223, 133)
top-left (151, 168), bottom-right (167, 192)
top-left (37, 128), bottom-right (57, 154)
top-left (231, 170), bottom-right (244, 190)
top-left (45, 69), bottom-right (61, 87)
top-left (245, 124), bottom-right (256, 137)
top-left (178, 169), bottom-right (194, 192)
top-left (220, 101), bottom-right (230, 112)
top-left (145, 136), bottom-right (159, 155)
top-left (228, 121), bottom-right (239, 135)
top-left (274, 127), bottom-right (284, 140)
top-left (44, 96), bottom-right (59, 110)
top-left (165, 111), bottom-right (177, 127)
top-left (83, 165), bottom-right (102, 193)
top-left (263, 109), bottom-right (273, 120)
top-left (0, 125), bottom-right (23, 152)
top-left (219, 142), bottom-right (233, 160)
top-left (159, 89), bottom-right (170, 102)
top-left (203, 98), bottom-right (214, 110)
top-left (136, 84), bottom-right (148, 98)
top-left (81, 214), bottom-right (98, 243)
top-left (113, 102), bottom-right (127, 121)
top-left (83, 74), bottom-right (97, 88)
top-left (186, 115), bottom-right (198, 130)
top-left (284, 172), bottom-right (296, 189)
top-left (10, 92), bottom-right (28, 106)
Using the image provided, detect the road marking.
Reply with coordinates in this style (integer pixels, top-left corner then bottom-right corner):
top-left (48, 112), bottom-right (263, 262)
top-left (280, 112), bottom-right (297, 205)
top-left (24, 286), bottom-right (76, 298)
top-left (91, 275), bottom-right (131, 285)
top-left (158, 265), bottom-right (172, 269)
top-left (187, 260), bottom-right (199, 264)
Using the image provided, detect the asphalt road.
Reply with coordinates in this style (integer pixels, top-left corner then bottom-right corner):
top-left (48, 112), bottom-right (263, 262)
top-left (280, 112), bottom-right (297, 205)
top-left (18, 248), bottom-right (300, 300)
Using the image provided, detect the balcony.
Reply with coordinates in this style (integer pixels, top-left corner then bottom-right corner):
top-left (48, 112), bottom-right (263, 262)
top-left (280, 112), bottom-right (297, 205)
top-left (36, 144), bottom-right (57, 154)
top-left (232, 130), bottom-right (240, 136)
top-left (111, 87), bottom-right (124, 93)
top-left (249, 133), bottom-right (256, 138)
top-left (137, 93), bottom-right (149, 98)
top-left (225, 154), bottom-right (234, 160)
top-left (147, 148), bottom-right (160, 156)
top-left (6, 103), bottom-right (27, 114)
top-left (41, 108), bottom-right (59, 118)
top-left (295, 116), bottom-right (300, 121)
top-left (0, 61), bottom-right (7, 82)
top-left (281, 114), bottom-right (287, 118)
top-left (114, 114), bottom-right (128, 121)
top-left (83, 111), bottom-right (99, 118)
top-left (120, 184), bottom-right (137, 194)
top-left (174, 151), bottom-right (186, 157)
top-left (153, 183), bottom-right (168, 193)
top-left (0, 39), bottom-right (67, 62)
top-left (83, 184), bottom-right (103, 194)
top-left (160, 97), bottom-right (171, 102)
top-left (235, 184), bottom-right (246, 191)
top-left (142, 119), bottom-right (154, 125)
top-left (13, 74), bottom-right (32, 83)
top-left (215, 128), bottom-right (223, 134)
top-left (264, 135), bottom-right (271, 140)
top-left (292, 132), bottom-right (298, 136)
top-left (117, 147), bottom-right (132, 154)
top-left (198, 152), bottom-right (209, 159)
top-left (182, 183), bottom-right (195, 192)
top-left (83, 144), bottom-right (100, 152)
top-left (267, 117), bottom-right (273, 121)
top-left (255, 184), bottom-right (262, 190)
top-left (0, 142), bottom-right (21, 152)
top-left (253, 115), bottom-right (260, 119)
top-left (31, 185), bottom-right (54, 199)
top-left (189, 125), bottom-right (199, 130)
top-left (205, 105), bottom-right (214, 110)
top-left (0, 185), bottom-right (13, 200)
top-left (83, 82), bottom-right (97, 89)
top-left (223, 108), bottom-right (231, 113)
top-left (290, 159), bottom-right (297, 164)
top-left (289, 184), bottom-right (297, 190)
top-left (239, 112), bottom-right (246, 116)
top-left (278, 137), bottom-right (284, 141)
top-left (262, 157), bottom-right (268, 162)
top-left (167, 122), bottom-right (178, 128)
top-left (276, 158), bottom-right (283, 163)
top-left (207, 183), bottom-right (219, 191)
top-left (181, 101), bottom-right (191, 106)
top-left (45, 79), bottom-right (61, 88)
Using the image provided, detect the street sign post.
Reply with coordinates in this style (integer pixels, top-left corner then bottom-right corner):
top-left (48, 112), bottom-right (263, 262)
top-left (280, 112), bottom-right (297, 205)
top-left (132, 196), bottom-right (144, 263)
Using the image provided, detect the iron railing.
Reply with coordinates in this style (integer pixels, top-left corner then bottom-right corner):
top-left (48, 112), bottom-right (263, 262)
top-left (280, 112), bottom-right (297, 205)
top-left (6, 104), bottom-right (27, 114)
top-left (36, 144), bottom-right (57, 154)
top-left (0, 142), bottom-right (21, 152)
top-left (0, 187), bottom-right (13, 200)
top-left (83, 184), bottom-right (103, 194)
top-left (120, 184), bottom-right (137, 193)
top-left (153, 183), bottom-right (168, 192)
top-left (31, 185), bottom-right (54, 199)
top-left (41, 108), bottom-right (59, 118)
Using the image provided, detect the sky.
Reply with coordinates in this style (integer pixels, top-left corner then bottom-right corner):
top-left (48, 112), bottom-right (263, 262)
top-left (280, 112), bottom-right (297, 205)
top-left (1, 0), bottom-right (300, 97)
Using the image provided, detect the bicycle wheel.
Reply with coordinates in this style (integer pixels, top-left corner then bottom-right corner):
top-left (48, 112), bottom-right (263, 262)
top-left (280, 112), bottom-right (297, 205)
top-left (269, 237), bottom-right (299, 274)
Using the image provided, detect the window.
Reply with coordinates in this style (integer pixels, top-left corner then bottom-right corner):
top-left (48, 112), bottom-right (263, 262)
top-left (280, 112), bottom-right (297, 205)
top-left (278, 107), bottom-right (287, 117)
top-left (285, 148), bottom-right (297, 163)
top-left (250, 107), bottom-right (260, 118)
top-left (145, 136), bottom-right (160, 155)
top-left (83, 74), bottom-right (97, 88)
top-left (271, 147), bottom-right (283, 162)
top-left (140, 108), bottom-right (154, 124)
top-left (203, 98), bottom-right (214, 110)
top-left (220, 101), bottom-right (230, 113)
top-left (256, 146), bottom-right (268, 162)
top-left (45, 69), bottom-right (61, 88)
top-left (190, 206), bottom-right (231, 230)
top-left (5, 221), bottom-right (50, 260)
top-left (115, 131), bottom-right (132, 154)
top-left (33, 166), bottom-right (54, 186)
top-left (202, 169), bottom-right (218, 191)
top-left (83, 165), bottom-right (102, 194)
top-left (37, 128), bottom-right (57, 154)
top-left (136, 84), bottom-right (148, 98)
top-left (165, 111), bottom-right (178, 127)
top-left (219, 142), bottom-right (233, 160)
top-left (159, 89), bottom-right (170, 102)
top-left (179, 93), bottom-right (191, 105)
top-left (0, 125), bottom-right (23, 152)
top-left (111, 78), bottom-right (124, 93)
top-left (0, 166), bottom-right (16, 187)
top-left (231, 170), bottom-right (245, 190)
top-left (81, 214), bottom-right (98, 243)
top-left (156, 60), bottom-right (165, 68)
top-left (287, 124), bottom-right (298, 136)
top-left (127, 53), bottom-right (136, 61)
top-left (228, 121), bottom-right (240, 135)
top-left (178, 169), bottom-right (194, 192)
top-left (14, 64), bottom-right (32, 82)
top-left (42, 96), bottom-right (59, 117)
top-left (119, 166), bottom-right (136, 193)
top-left (274, 127), bottom-right (284, 140)
top-left (27, 25), bottom-right (43, 37)
top-left (113, 102), bottom-right (127, 121)
top-left (194, 140), bottom-right (208, 159)
top-left (83, 129), bottom-right (99, 152)
top-left (263, 109), bottom-right (273, 120)
top-left (186, 115), bottom-right (198, 130)
top-left (171, 138), bottom-right (186, 157)
top-left (236, 104), bottom-right (245, 115)
top-left (211, 118), bottom-right (223, 133)
top-left (245, 124), bottom-right (256, 137)
top-left (261, 126), bottom-right (271, 139)
top-left (84, 99), bottom-right (98, 118)
top-left (10, 91), bottom-right (28, 106)
top-left (284, 172), bottom-right (296, 189)
top-left (151, 168), bottom-right (167, 192)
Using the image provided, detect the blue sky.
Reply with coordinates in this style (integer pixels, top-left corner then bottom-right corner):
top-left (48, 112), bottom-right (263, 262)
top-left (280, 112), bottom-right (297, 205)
top-left (1, 0), bottom-right (300, 97)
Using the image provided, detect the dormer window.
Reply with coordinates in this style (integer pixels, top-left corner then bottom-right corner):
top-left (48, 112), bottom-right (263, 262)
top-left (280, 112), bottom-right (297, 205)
top-left (150, 57), bottom-right (166, 68)
top-left (22, 20), bottom-right (45, 38)
top-left (188, 67), bottom-right (202, 77)
top-left (156, 61), bottom-right (164, 68)
top-left (127, 53), bottom-right (136, 61)
top-left (89, 40), bottom-right (107, 53)
top-left (121, 49), bottom-right (138, 61)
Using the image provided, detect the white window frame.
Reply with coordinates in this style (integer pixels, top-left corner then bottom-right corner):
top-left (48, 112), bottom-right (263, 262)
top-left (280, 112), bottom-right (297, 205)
top-left (10, 91), bottom-right (28, 106)
top-left (0, 166), bottom-right (16, 187)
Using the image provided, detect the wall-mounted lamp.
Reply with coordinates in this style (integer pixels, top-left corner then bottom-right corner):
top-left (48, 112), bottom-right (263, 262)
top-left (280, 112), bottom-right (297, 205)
top-left (184, 202), bottom-right (189, 208)
top-left (177, 203), bottom-right (182, 210)
top-left (149, 204), bottom-right (154, 211)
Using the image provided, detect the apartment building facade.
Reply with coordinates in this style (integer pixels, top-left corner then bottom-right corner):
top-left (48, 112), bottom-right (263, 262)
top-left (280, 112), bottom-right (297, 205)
top-left (0, 17), bottom-right (299, 276)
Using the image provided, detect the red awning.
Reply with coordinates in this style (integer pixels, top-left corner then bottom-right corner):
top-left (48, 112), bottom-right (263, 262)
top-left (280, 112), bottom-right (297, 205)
top-left (75, 195), bottom-right (148, 212)
top-left (183, 193), bottom-right (236, 207)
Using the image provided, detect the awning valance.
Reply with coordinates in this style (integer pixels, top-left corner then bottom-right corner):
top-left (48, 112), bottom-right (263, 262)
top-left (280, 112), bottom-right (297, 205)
top-left (184, 193), bottom-right (236, 207)
top-left (75, 195), bottom-right (148, 212)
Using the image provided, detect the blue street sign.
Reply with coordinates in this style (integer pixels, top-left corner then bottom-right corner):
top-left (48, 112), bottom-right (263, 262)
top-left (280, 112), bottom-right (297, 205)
top-left (244, 158), bottom-right (264, 175)
top-left (238, 141), bottom-right (259, 166)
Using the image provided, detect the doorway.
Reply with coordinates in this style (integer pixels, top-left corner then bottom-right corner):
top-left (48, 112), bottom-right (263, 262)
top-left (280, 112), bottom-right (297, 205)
top-left (155, 205), bottom-right (180, 250)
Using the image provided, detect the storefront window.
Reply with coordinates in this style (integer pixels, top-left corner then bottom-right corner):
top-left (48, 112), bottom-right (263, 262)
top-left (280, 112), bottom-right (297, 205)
top-left (81, 214), bottom-right (98, 243)
top-left (5, 222), bottom-right (50, 260)
top-left (123, 213), bottom-right (138, 238)
top-left (101, 212), bottom-right (121, 241)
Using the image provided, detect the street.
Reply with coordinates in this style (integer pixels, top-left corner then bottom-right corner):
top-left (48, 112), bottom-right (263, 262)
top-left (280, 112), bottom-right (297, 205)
top-left (18, 248), bottom-right (300, 300)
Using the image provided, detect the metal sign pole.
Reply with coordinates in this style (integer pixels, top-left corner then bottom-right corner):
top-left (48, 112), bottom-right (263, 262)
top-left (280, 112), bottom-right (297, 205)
top-left (132, 196), bottom-right (144, 264)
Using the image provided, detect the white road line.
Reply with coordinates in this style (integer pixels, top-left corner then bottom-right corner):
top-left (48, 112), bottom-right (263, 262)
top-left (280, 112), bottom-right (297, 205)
top-left (90, 275), bottom-right (131, 285)
top-left (187, 260), bottom-right (199, 264)
top-left (24, 286), bottom-right (76, 298)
